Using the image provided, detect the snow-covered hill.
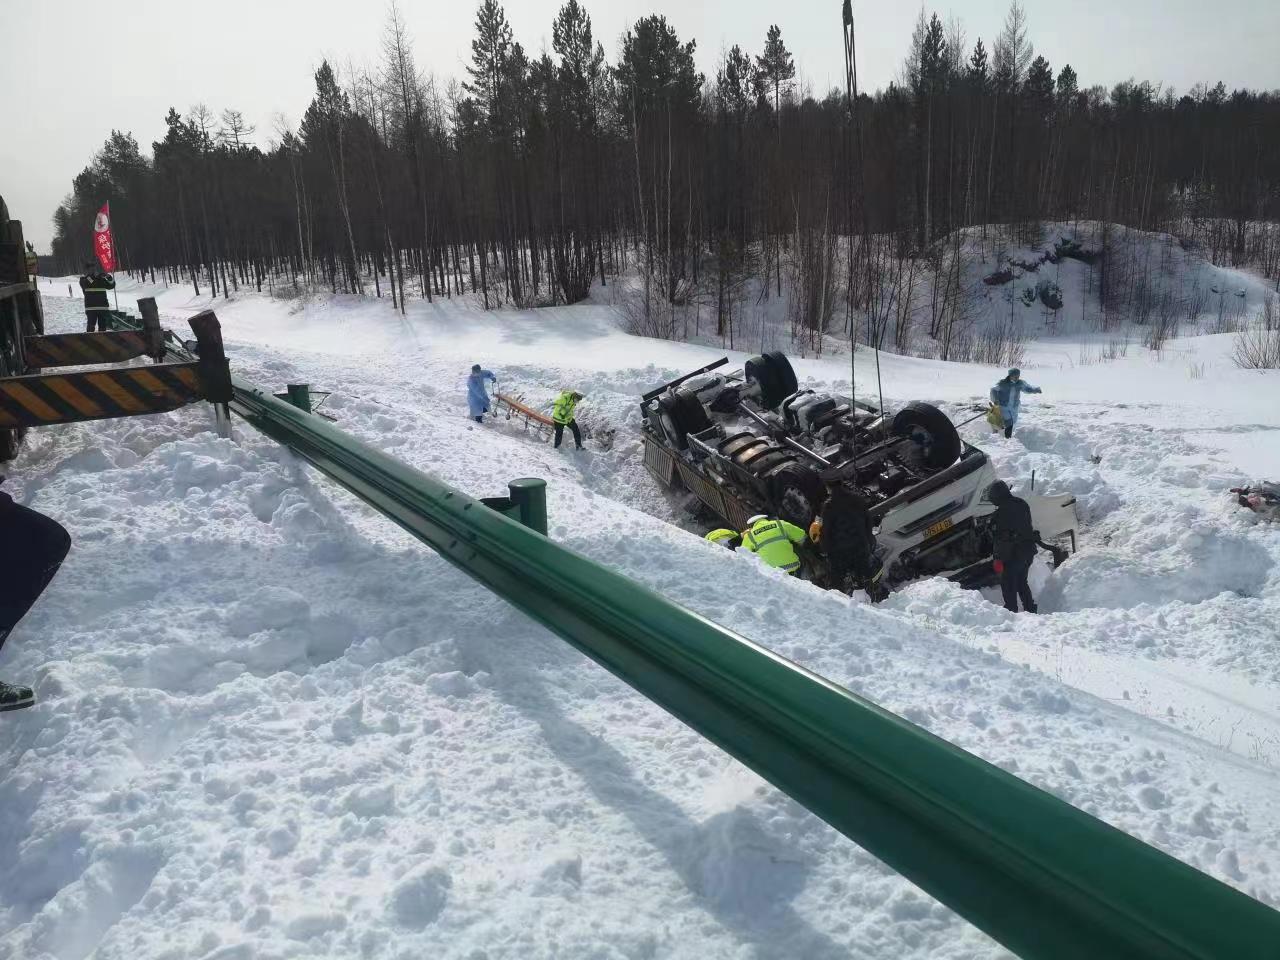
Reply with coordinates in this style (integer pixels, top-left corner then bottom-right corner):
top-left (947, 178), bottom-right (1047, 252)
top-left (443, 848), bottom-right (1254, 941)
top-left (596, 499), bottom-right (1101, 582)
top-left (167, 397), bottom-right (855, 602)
top-left (2, 278), bottom-right (1279, 959)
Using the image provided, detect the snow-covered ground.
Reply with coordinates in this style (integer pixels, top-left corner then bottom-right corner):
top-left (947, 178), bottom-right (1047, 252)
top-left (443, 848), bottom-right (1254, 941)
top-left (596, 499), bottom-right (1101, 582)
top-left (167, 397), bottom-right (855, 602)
top-left (2, 274), bottom-right (1279, 959)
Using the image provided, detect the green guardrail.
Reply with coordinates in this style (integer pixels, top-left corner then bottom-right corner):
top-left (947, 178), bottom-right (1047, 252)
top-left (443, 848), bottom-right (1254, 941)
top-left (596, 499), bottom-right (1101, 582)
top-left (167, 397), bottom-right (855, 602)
top-left (223, 376), bottom-right (1280, 960)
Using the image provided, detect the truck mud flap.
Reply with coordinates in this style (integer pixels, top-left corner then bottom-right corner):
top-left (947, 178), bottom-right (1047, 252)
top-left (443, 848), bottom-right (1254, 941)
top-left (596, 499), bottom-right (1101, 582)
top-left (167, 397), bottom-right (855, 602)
top-left (1027, 494), bottom-right (1079, 554)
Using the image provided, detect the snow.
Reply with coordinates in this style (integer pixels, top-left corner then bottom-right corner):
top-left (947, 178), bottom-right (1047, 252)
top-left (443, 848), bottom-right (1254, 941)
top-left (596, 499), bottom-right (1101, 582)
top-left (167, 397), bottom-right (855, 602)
top-left (3, 259), bottom-right (1280, 958)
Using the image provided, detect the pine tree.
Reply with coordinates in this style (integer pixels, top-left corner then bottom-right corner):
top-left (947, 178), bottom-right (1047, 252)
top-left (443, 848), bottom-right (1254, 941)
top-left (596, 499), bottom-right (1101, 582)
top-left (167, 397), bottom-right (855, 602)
top-left (550, 0), bottom-right (608, 297)
top-left (301, 60), bottom-right (362, 294)
top-left (616, 15), bottom-right (702, 313)
top-left (967, 38), bottom-right (989, 90)
top-left (906, 12), bottom-right (947, 246)
top-left (615, 15), bottom-right (701, 120)
top-left (552, 0), bottom-right (604, 129)
top-left (716, 45), bottom-right (755, 120)
top-left (755, 24), bottom-right (795, 117)
top-left (1055, 64), bottom-right (1079, 108)
top-left (1025, 55), bottom-right (1055, 123)
top-left (464, 0), bottom-right (514, 138)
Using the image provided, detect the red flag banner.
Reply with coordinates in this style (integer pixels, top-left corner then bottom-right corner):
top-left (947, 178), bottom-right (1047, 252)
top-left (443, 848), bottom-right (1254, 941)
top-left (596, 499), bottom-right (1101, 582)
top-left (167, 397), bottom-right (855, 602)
top-left (93, 203), bottom-right (116, 273)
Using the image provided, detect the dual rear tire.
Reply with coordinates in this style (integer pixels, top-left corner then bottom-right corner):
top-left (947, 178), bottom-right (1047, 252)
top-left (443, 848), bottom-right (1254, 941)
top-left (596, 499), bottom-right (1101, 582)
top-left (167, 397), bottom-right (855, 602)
top-left (745, 351), bottom-right (798, 410)
top-left (656, 386), bottom-right (713, 450)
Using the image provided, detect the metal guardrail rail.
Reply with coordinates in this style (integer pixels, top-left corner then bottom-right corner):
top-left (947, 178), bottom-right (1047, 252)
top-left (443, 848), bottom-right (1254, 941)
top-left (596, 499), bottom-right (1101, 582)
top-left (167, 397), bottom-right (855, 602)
top-left (225, 376), bottom-right (1280, 960)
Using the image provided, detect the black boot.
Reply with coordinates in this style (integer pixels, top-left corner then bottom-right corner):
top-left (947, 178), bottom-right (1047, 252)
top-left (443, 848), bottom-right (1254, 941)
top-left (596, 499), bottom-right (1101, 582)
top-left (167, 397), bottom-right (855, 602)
top-left (0, 681), bottom-right (35, 713)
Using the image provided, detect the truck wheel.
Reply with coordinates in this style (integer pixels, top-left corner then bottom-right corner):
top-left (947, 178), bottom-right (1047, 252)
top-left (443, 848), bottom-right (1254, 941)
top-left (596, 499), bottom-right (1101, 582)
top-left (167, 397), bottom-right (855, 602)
top-left (892, 401), bottom-right (961, 469)
top-left (655, 396), bottom-right (683, 450)
top-left (763, 351), bottom-right (798, 402)
top-left (673, 387), bottom-right (711, 436)
top-left (745, 352), bottom-right (798, 410)
top-left (769, 463), bottom-right (822, 526)
top-left (660, 388), bottom-right (712, 450)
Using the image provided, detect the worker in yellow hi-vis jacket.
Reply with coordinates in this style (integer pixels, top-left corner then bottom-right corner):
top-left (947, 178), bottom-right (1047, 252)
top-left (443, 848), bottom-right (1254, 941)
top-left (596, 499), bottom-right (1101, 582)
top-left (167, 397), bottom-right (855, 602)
top-left (552, 390), bottom-right (584, 450)
top-left (740, 515), bottom-right (807, 575)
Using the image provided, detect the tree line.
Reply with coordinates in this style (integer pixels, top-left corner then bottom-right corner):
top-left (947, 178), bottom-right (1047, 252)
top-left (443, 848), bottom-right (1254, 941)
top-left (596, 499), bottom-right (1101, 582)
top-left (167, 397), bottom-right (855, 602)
top-left (49, 0), bottom-right (1280, 347)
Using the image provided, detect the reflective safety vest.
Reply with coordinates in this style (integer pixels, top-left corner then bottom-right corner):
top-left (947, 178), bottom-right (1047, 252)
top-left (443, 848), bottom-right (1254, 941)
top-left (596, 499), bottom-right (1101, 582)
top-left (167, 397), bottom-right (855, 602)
top-left (552, 391), bottom-right (580, 425)
top-left (741, 517), bottom-right (806, 573)
top-left (705, 528), bottom-right (741, 548)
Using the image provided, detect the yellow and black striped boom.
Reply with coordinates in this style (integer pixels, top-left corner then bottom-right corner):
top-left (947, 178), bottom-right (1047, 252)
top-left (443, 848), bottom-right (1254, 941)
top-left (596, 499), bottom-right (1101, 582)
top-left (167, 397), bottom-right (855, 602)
top-left (23, 330), bottom-right (155, 368)
top-left (0, 362), bottom-right (204, 428)
top-left (0, 300), bottom-right (231, 433)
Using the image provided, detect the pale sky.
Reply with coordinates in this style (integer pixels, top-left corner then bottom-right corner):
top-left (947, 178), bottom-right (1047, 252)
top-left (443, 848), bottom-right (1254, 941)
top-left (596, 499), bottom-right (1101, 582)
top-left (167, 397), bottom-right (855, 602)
top-left (4, 0), bottom-right (1277, 250)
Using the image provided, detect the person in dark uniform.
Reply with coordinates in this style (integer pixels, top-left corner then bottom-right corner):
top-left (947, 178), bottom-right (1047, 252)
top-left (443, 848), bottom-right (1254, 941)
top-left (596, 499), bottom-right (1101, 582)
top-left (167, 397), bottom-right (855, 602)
top-left (0, 484), bottom-right (72, 711)
top-left (813, 476), bottom-right (887, 601)
top-left (987, 480), bottom-right (1038, 613)
top-left (79, 261), bottom-right (115, 332)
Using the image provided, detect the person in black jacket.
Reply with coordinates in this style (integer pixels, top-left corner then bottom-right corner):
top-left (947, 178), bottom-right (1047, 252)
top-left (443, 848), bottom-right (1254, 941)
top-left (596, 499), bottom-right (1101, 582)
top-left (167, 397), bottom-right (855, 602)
top-left (815, 479), bottom-right (887, 601)
top-left (987, 480), bottom-right (1038, 613)
top-left (79, 262), bottom-right (115, 332)
top-left (0, 486), bottom-right (72, 711)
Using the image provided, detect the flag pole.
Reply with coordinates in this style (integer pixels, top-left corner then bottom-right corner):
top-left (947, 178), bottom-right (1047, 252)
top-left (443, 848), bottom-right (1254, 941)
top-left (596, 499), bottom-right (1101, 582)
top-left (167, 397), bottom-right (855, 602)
top-left (110, 202), bottom-right (119, 310)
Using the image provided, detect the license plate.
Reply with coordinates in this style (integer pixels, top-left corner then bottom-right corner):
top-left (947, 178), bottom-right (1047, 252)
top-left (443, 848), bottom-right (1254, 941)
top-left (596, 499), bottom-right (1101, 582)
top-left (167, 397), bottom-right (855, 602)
top-left (924, 519), bottom-right (954, 538)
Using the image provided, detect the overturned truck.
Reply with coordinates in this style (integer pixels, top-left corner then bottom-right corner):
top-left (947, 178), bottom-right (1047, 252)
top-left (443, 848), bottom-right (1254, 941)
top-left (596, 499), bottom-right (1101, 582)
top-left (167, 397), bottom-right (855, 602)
top-left (641, 352), bottom-right (1078, 592)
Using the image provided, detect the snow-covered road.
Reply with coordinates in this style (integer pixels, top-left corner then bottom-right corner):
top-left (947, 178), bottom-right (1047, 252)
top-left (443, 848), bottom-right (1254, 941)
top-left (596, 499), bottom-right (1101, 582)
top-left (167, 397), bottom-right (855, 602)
top-left (2, 280), bottom-right (1278, 959)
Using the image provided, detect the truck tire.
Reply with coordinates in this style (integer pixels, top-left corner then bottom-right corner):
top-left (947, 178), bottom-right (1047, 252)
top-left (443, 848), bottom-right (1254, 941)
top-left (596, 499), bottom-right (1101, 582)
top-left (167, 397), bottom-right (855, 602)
top-left (673, 387), bottom-right (711, 438)
top-left (745, 352), bottom-right (799, 410)
top-left (660, 387), bottom-right (712, 450)
top-left (768, 462), bottom-right (822, 526)
top-left (763, 351), bottom-right (798, 403)
top-left (892, 401), bottom-right (961, 469)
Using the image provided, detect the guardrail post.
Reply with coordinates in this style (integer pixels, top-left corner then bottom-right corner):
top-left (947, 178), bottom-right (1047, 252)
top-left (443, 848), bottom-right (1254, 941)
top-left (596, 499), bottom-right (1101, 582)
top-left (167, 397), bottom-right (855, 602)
top-left (138, 298), bottom-right (165, 360)
top-left (188, 311), bottom-right (233, 439)
top-left (479, 477), bottom-right (548, 534)
top-left (508, 477), bottom-right (548, 535)
top-left (285, 383), bottom-right (312, 412)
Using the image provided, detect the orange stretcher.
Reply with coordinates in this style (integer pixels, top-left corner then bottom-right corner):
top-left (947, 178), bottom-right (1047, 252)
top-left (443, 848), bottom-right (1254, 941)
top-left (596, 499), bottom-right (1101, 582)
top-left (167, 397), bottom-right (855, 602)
top-left (494, 391), bottom-right (554, 436)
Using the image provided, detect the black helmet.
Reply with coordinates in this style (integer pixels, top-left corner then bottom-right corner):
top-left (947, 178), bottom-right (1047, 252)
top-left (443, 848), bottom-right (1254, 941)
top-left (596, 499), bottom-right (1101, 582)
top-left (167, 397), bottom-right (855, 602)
top-left (987, 480), bottom-right (1012, 503)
